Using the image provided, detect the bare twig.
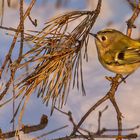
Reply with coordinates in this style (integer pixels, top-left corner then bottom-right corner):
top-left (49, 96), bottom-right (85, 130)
top-left (0, 0), bottom-right (36, 76)
top-left (0, 114), bottom-right (48, 139)
top-left (102, 125), bottom-right (140, 133)
top-left (32, 125), bottom-right (68, 140)
top-left (53, 133), bottom-right (137, 140)
top-left (0, 25), bottom-right (18, 32)
top-left (97, 106), bottom-right (108, 134)
top-left (0, 0), bottom-right (36, 101)
top-left (126, 3), bottom-right (140, 37)
top-left (0, 0), bottom-right (4, 25)
top-left (28, 15), bottom-right (37, 27)
top-left (126, 0), bottom-right (138, 10)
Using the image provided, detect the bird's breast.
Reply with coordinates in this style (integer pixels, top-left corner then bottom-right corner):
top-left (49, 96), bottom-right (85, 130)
top-left (105, 63), bottom-right (140, 74)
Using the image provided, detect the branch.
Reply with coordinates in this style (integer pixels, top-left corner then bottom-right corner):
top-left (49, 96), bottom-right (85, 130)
top-left (53, 133), bottom-right (137, 140)
top-left (32, 125), bottom-right (68, 140)
top-left (0, 0), bottom-right (36, 101)
top-left (0, 114), bottom-right (48, 139)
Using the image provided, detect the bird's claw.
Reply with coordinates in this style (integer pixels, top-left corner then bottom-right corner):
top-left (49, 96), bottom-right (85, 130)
top-left (105, 75), bottom-right (127, 84)
top-left (105, 76), bottom-right (113, 82)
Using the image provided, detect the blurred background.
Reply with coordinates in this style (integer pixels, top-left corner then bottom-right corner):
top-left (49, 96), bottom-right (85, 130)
top-left (0, 0), bottom-right (140, 140)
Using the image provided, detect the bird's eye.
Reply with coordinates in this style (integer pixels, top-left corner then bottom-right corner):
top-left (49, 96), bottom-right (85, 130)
top-left (101, 36), bottom-right (107, 41)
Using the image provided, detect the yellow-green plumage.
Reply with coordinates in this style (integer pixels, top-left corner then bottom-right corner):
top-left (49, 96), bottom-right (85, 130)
top-left (91, 29), bottom-right (140, 74)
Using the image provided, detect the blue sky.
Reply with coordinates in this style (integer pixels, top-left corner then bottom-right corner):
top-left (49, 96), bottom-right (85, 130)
top-left (24, 0), bottom-right (86, 9)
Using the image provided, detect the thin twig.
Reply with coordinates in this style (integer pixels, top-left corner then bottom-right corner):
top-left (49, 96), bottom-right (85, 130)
top-left (126, 3), bottom-right (140, 37)
top-left (32, 125), bottom-right (68, 140)
top-left (0, 114), bottom-right (48, 139)
top-left (53, 133), bottom-right (137, 140)
top-left (97, 106), bottom-right (108, 134)
top-left (0, 0), bottom-right (36, 77)
top-left (0, 0), bottom-right (36, 101)
top-left (0, 0), bottom-right (4, 25)
top-left (0, 26), bottom-right (17, 32)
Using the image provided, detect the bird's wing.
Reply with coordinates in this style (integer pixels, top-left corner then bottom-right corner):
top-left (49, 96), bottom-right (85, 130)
top-left (116, 47), bottom-right (140, 65)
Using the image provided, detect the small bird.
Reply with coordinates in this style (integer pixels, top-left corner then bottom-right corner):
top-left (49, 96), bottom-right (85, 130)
top-left (90, 29), bottom-right (140, 74)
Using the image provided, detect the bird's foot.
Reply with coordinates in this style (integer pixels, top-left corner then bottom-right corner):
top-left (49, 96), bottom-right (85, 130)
top-left (105, 76), bottom-right (114, 82)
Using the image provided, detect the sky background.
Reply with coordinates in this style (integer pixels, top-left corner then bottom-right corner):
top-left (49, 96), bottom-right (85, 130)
top-left (0, 0), bottom-right (140, 140)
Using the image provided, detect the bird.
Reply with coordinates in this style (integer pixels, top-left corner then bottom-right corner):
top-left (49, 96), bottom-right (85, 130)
top-left (89, 29), bottom-right (140, 74)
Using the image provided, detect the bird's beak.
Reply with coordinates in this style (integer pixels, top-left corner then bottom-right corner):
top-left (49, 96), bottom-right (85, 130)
top-left (89, 33), bottom-right (98, 40)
